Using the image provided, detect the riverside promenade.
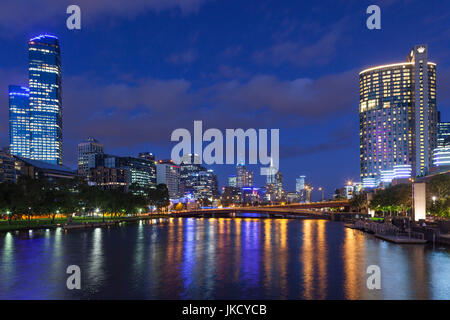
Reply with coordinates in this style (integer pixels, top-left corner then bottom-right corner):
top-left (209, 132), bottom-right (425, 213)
top-left (346, 219), bottom-right (450, 245)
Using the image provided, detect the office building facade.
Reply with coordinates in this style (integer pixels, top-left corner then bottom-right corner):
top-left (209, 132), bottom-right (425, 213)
top-left (437, 121), bottom-right (450, 147)
top-left (104, 154), bottom-right (156, 190)
top-left (179, 154), bottom-right (219, 200)
top-left (236, 163), bottom-right (253, 188)
top-left (228, 175), bottom-right (237, 187)
top-left (77, 138), bottom-right (104, 177)
top-left (296, 175), bottom-right (306, 193)
top-left (9, 86), bottom-right (31, 158)
top-left (156, 160), bottom-right (180, 199)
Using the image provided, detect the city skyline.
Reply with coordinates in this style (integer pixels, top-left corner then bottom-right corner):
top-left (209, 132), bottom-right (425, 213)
top-left (0, 1), bottom-right (449, 304)
top-left (1, 1), bottom-right (450, 197)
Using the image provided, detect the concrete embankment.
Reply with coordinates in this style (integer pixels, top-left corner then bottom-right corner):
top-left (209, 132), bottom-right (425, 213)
top-left (346, 220), bottom-right (450, 245)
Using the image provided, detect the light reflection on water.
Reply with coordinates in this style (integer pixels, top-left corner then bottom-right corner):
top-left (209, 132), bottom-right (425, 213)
top-left (0, 217), bottom-right (449, 300)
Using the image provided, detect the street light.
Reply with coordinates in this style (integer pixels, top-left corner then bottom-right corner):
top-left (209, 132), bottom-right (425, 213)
top-left (432, 196), bottom-right (437, 204)
top-left (318, 187), bottom-right (324, 201)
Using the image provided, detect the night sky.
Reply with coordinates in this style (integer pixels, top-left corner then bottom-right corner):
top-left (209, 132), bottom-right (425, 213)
top-left (1, 0), bottom-right (449, 199)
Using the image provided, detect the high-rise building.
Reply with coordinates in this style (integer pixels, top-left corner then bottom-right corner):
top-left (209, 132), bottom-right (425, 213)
top-left (295, 176), bottom-right (308, 203)
top-left (221, 186), bottom-right (242, 205)
top-left (156, 160), bottom-right (180, 199)
top-left (296, 175), bottom-right (306, 192)
top-left (236, 163), bottom-right (246, 188)
top-left (180, 154), bottom-right (204, 196)
top-left (28, 34), bottom-right (63, 165)
top-left (236, 163), bottom-right (253, 188)
top-left (0, 151), bottom-right (25, 183)
top-left (359, 45), bottom-right (437, 180)
top-left (228, 175), bottom-right (237, 187)
top-left (9, 86), bottom-right (31, 158)
top-left (104, 154), bottom-right (157, 190)
top-left (433, 146), bottom-right (450, 168)
top-left (77, 138), bottom-right (104, 177)
top-left (275, 171), bottom-right (283, 197)
top-left (437, 121), bottom-right (450, 147)
top-left (89, 167), bottom-right (129, 192)
top-left (432, 114), bottom-right (450, 171)
top-left (245, 170), bottom-right (254, 187)
top-left (179, 154), bottom-right (219, 200)
top-left (195, 169), bottom-right (219, 200)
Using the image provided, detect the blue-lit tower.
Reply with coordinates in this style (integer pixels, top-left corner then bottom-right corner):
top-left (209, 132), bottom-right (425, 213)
top-left (9, 85), bottom-right (31, 158)
top-left (28, 34), bottom-right (62, 165)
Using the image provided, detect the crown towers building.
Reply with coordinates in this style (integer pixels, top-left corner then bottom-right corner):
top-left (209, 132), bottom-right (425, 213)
top-left (359, 45), bottom-right (437, 186)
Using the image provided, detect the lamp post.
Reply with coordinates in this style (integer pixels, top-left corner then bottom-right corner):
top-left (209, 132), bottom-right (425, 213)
top-left (318, 187), bottom-right (324, 201)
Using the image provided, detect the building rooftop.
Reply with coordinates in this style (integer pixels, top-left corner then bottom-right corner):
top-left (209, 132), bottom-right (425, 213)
top-left (16, 157), bottom-right (75, 174)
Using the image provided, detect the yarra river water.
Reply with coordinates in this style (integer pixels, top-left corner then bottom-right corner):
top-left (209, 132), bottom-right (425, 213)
top-left (0, 216), bottom-right (449, 299)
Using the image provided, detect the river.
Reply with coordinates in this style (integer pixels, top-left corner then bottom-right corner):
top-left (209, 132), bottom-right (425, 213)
top-left (0, 217), bottom-right (449, 299)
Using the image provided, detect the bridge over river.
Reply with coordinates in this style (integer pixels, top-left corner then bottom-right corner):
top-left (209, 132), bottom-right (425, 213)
top-left (170, 200), bottom-right (366, 221)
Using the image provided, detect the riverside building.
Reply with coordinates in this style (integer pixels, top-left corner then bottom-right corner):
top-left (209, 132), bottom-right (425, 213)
top-left (360, 45), bottom-right (437, 186)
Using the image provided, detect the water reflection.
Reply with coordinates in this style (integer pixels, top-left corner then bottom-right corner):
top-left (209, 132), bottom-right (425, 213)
top-left (0, 218), bottom-right (449, 300)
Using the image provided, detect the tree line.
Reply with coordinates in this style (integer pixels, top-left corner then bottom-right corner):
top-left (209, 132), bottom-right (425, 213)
top-left (0, 176), bottom-right (170, 224)
top-left (350, 174), bottom-right (450, 218)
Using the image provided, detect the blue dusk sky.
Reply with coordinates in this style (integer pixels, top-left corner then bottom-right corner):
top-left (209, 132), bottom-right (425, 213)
top-left (0, 0), bottom-right (449, 198)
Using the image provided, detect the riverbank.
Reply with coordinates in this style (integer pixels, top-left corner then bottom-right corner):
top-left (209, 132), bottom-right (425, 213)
top-left (0, 214), bottom-right (171, 233)
top-left (346, 220), bottom-right (450, 246)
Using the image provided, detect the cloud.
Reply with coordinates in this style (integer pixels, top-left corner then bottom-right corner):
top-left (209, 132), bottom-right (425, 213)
top-left (166, 49), bottom-right (198, 64)
top-left (253, 17), bottom-right (347, 67)
top-left (0, 63), bottom-right (358, 165)
top-left (280, 123), bottom-right (356, 158)
top-left (254, 28), bottom-right (342, 67)
top-left (207, 70), bottom-right (357, 117)
top-left (221, 46), bottom-right (243, 58)
top-left (208, 65), bottom-right (249, 80)
top-left (0, 0), bottom-right (207, 35)
top-left (58, 67), bottom-right (357, 152)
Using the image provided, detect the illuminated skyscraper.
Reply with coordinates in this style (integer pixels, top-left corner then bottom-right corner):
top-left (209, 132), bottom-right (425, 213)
top-left (9, 86), bottom-right (31, 158)
top-left (359, 45), bottom-right (437, 180)
top-left (295, 175), bottom-right (306, 192)
top-left (77, 138), bottom-right (104, 176)
top-left (236, 163), bottom-right (253, 188)
top-left (228, 175), bottom-right (237, 187)
top-left (156, 160), bottom-right (180, 198)
top-left (28, 34), bottom-right (62, 165)
top-left (437, 121), bottom-right (450, 147)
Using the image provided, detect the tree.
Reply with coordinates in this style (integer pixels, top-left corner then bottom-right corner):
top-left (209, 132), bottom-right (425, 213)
top-left (14, 176), bottom-right (47, 223)
top-left (175, 202), bottom-right (185, 211)
top-left (369, 184), bottom-right (412, 216)
top-left (350, 192), bottom-right (367, 212)
top-left (0, 182), bottom-right (18, 224)
top-left (427, 174), bottom-right (450, 218)
top-left (149, 184), bottom-right (170, 212)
